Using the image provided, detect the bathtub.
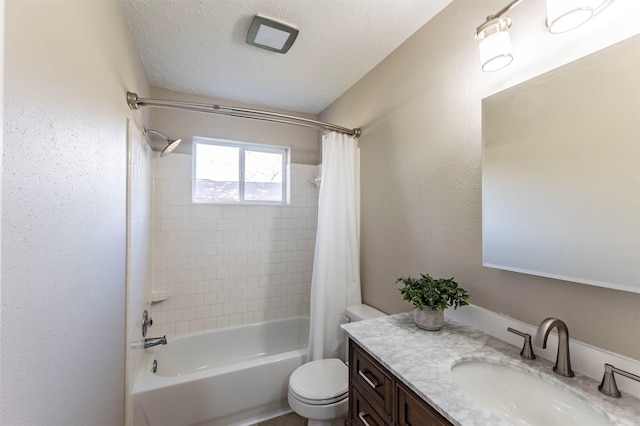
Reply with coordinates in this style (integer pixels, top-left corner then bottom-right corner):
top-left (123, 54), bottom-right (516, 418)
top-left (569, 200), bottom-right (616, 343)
top-left (133, 316), bottom-right (309, 426)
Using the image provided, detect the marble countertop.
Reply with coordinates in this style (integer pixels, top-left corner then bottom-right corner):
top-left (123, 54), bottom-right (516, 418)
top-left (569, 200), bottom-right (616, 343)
top-left (342, 312), bottom-right (640, 426)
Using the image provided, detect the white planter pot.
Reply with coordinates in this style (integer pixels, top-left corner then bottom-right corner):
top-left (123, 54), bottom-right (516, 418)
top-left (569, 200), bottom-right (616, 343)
top-left (414, 309), bottom-right (444, 331)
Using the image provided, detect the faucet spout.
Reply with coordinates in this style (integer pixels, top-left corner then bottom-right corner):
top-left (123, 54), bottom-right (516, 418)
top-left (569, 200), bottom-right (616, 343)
top-left (534, 318), bottom-right (574, 377)
top-left (144, 335), bottom-right (167, 349)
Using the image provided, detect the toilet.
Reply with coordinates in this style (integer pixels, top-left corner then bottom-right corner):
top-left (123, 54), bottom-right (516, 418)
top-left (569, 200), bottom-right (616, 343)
top-left (288, 304), bottom-right (386, 426)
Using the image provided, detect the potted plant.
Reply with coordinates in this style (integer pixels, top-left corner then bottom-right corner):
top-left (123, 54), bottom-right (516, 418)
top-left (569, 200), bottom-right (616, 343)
top-left (397, 273), bottom-right (470, 331)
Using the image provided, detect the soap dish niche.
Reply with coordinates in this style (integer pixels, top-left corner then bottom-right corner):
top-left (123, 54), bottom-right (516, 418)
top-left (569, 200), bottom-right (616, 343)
top-left (150, 291), bottom-right (169, 304)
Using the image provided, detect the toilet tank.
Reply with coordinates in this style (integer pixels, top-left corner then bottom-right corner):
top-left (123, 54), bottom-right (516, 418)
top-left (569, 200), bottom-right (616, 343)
top-left (344, 304), bottom-right (386, 322)
top-left (341, 305), bottom-right (386, 362)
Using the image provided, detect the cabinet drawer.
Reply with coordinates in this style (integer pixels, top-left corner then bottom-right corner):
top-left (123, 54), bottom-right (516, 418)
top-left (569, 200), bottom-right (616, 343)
top-left (397, 383), bottom-right (452, 426)
top-left (350, 340), bottom-right (394, 418)
top-left (352, 386), bottom-right (391, 426)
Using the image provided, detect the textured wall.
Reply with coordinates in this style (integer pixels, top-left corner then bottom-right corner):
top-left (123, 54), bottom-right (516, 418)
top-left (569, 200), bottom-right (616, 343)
top-left (320, 0), bottom-right (640, 359)
top-left (152, 155), bottom-right (318, 336)
top-left (2, 2), bottom-right (150, 424)
top-left (0, 4), bottom-right (4, 421)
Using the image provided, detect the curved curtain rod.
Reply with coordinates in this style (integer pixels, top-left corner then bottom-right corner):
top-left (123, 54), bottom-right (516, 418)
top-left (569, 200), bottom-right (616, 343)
top-left (127, 92), bottom-right (361, 138)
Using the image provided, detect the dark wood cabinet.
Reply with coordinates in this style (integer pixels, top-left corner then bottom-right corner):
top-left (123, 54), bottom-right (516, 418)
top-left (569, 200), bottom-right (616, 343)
top-left (350, 339), bottom-right (394, 422)
top-left (397, 383), bottom-right (452, 426)
top-left (349, 339), bottom-right (453, 426)
top-left (351, 386), bottom-right (388, 426)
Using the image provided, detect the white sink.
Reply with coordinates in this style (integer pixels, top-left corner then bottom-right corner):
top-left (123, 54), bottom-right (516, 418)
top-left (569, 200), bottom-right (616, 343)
top-left (451, 361), bottom-right (613, 426)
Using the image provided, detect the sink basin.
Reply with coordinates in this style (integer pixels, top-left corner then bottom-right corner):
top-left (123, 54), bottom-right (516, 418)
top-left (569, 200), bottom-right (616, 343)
top-left (451, 361), bottom-right (613, 425)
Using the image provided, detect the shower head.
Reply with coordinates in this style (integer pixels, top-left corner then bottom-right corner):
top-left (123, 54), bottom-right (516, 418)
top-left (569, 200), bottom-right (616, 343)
top-left (143, 128), bottom-right (182, 157)
top-left (160, 138), bottom-right (182, 157)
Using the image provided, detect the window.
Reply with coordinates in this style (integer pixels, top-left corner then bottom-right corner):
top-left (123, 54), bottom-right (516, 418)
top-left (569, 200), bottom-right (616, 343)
top-left (192, 137), bottom-right (290, 204)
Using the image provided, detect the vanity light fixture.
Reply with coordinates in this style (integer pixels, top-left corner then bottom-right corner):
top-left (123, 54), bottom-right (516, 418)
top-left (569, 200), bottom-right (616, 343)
top-left (246, 14), bottom-right (299, 54)
top-left (475, 0), bottom-right (523, 72)
top-left (546, 0), bottom-right (614, 33)
top-left (476, 0), bottom-right (615, 72)
top-left (475, 17), bottom-right (514, 72)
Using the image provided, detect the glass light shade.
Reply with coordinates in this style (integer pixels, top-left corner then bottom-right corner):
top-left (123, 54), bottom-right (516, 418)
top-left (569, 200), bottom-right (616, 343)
top-left (546, 0), bottom-right (599, 33)
top-left (254, 24), bottom-right (291, 50)
top-left (479, 31), bottom-right (514, 72)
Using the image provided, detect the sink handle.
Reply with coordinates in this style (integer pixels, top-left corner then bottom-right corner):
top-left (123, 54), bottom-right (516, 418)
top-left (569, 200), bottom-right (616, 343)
top-left (508, 327), bottom-right (536, 360)
top-left (599, 363), bottom-right (640, 398)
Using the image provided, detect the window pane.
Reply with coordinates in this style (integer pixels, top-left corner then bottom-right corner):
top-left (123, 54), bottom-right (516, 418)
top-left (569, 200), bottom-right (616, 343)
top-left (192, 137), bottom-right (289, 205)
top-left (244, 150), bottom-right (283, 201)
top-left (195, 144), bottom-right (239, 202)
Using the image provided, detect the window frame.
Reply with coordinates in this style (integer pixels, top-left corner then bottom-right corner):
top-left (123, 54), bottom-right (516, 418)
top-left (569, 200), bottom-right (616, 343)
top-left (192, 136), bottom-right (290, 205)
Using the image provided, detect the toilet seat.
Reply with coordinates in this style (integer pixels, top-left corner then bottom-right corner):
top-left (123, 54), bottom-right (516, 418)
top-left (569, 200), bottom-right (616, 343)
top-left (289, 387), bottom-right (347, 406)
top-left (288, 358), bottom-right (348, 405)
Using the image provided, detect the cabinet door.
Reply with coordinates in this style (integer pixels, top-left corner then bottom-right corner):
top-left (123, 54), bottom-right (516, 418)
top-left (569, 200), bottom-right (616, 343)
top-left (397, 384), bottom-right (452, 426)
top-left (350, 340), bottom-right (394, 418)
top-left (351, 386), bottom-right (391, 426)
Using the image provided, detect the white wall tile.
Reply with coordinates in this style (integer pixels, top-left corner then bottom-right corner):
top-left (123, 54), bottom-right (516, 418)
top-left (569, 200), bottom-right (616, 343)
top-left (152, 158), bottom-right (317, 335)
top-left (126, 122), bottom-right (154, 426)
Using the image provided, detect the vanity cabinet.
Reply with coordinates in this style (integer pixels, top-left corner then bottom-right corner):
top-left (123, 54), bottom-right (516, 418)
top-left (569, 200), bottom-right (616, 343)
top-left (349, 339), bottom-right (453, 426)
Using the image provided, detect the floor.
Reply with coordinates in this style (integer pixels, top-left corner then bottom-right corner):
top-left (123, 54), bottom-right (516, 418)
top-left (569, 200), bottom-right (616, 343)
top-left (252, 412), bottom-right (307, 426)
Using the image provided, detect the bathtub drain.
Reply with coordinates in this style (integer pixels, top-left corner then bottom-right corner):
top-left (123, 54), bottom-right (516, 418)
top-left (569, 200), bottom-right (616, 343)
top-left (152, 360), bottom-right (158, 373)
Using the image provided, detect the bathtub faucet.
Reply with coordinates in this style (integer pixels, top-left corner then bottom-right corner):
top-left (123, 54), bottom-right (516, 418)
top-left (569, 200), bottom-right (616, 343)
top-left (144, 335), bottom-right (167, 349)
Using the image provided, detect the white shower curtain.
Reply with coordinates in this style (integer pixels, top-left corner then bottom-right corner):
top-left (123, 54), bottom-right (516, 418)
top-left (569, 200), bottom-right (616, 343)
top-left (308, 131), bottom-right (362, 362)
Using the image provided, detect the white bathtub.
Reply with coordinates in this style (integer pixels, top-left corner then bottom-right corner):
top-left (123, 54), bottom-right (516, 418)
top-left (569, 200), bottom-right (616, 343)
top-left (133, 316), bottom-right (309, 426)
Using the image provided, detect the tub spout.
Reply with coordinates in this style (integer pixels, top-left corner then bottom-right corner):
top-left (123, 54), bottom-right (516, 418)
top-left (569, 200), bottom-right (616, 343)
top-left (144, 335), bottom-right (167, 349)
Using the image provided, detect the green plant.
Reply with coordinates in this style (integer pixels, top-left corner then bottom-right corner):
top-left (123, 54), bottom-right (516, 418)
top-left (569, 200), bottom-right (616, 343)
top-left (397, 273), bottom-right (469, 312)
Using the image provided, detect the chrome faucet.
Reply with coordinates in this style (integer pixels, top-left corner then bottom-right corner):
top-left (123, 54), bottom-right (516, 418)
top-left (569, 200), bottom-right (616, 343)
top-left (144, 335), bottom-right (167, 349)
top-left (533, 318), bottom-right (574, 377)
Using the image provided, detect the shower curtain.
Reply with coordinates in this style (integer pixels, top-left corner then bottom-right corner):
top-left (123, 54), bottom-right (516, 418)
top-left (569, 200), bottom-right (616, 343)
top-left (308, 131), bottom-right (362, 361)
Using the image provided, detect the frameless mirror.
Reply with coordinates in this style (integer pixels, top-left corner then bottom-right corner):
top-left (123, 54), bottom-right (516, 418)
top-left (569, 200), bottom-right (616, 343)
top-left (482, 34), bottom-right (640, 294)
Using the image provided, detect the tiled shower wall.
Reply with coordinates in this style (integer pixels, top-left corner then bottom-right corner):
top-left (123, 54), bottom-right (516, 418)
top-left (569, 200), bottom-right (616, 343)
top-left (152, 153), bottom-right (318, 336)
top-left (125, 122), bottom-right (153, 426)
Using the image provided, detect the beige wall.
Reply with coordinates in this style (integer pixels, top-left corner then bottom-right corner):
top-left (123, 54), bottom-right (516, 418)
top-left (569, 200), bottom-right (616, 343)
top-left (321, 0), bottom-right (640, 359)
top-left (2, 1), bottom-right (150, 424)
top-left (148, 87), bottom-right (321, 164)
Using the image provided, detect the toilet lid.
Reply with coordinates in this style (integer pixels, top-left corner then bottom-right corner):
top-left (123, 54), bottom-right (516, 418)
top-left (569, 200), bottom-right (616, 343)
top-left (289, 358), bottom-right (348, 401)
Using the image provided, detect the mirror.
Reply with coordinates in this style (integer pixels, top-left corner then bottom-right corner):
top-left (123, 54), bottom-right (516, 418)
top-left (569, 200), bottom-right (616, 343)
top-left (482, 34), bottom-right (640, 294)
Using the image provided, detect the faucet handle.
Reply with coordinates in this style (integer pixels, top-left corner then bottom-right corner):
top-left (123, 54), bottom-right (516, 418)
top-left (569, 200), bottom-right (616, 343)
top-left (599, 363), bottom-right (640, 398)
top-left (508, 327), bottom-right (536, 360)
top-left (142, 310), bottom-right (153, 338)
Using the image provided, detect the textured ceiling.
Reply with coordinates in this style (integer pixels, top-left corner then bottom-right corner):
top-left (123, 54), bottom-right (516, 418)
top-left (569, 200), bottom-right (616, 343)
top-left (120, 0), bottom-right (453, 114)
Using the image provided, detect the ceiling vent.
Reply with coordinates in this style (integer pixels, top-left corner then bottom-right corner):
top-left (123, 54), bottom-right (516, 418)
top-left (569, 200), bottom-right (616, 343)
top-left (245, 14), bottom-right (299, 54)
